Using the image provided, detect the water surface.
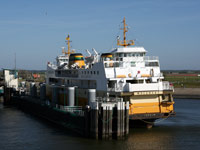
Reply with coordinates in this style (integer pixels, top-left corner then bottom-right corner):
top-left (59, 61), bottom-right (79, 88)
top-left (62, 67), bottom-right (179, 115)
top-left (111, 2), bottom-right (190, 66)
top-left (0, 98), bottom-right (200, 150)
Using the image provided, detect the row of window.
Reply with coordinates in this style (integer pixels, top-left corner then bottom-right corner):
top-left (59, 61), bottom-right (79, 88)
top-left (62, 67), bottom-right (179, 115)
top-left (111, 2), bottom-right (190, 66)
top-left (145, 62), bottom-right (159, 67)
top-left (81, 70), bottom-right (99, 75)
top-left (49, 78), bottom-right (97, 89)
top-left (104, 62), bottom-right (136, 68)
top-left (57, 70), bottom-right (78, 75)
top-left (114, 53), bottom-right (145, 57)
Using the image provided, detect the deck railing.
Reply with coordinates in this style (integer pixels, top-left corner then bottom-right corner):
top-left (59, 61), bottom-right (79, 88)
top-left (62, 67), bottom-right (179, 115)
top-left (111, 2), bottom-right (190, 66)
top-left (144, 56), bottom-right (159, 61)
top-left (162, 81), bottom-right (174, 91)
top-left (108, 81), bottom-right (174, 92)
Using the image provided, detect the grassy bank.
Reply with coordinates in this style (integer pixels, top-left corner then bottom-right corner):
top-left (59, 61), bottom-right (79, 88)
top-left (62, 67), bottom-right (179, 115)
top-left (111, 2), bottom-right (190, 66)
top-left (164, 75), bottom-right (200, 88)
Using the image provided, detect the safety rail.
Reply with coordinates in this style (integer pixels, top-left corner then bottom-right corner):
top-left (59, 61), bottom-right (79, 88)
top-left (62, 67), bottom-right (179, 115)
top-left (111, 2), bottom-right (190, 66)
top-left (144, 56), bottom-right (159, 61)
top-left (60, 106), bottom-right (85, 116)
top-left (108, 81), bottom-right (173, 92)
top-left (162, 81), bottom-right (174, 91)
top-left (108, 86), bottom-right (123, 92)
top-left (103, 60), bottom-right (136, 68)
top-left (96, 97), bottom-right (123, 102)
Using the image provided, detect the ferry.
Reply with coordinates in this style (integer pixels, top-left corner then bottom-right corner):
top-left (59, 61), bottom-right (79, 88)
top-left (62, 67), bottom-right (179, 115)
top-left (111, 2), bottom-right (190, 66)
top-left (46, 17), bottom-right (175, 123)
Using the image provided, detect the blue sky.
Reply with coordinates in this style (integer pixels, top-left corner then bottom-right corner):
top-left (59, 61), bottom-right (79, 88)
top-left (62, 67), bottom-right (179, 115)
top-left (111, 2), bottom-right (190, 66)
top-left (0, 0), bottom-right (200, 70)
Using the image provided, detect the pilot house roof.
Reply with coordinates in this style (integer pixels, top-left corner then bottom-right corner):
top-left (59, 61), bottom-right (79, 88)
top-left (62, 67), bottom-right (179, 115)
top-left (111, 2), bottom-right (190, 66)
top-left (111, 47), bottom-right (147, 53)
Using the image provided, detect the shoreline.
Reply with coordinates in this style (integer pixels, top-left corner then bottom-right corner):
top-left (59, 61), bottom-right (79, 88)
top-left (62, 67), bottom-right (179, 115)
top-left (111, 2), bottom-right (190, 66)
top-left (174, 88), bottom-right (200, 99)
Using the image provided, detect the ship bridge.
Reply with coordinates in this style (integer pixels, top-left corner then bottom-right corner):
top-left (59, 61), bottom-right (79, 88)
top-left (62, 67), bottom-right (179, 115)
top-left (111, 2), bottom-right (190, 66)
top-left (111, 47), bottom-right (147, 53)
top-left (101, 46), bottom-right (160, 79)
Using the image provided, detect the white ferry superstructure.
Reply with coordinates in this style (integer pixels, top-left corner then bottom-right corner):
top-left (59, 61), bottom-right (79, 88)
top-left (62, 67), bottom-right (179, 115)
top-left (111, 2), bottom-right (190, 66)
top-left (46, 18), bottom-right (175, 121)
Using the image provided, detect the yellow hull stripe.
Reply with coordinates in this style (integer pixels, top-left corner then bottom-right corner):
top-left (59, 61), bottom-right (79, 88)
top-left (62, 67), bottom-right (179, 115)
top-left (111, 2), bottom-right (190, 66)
top-left (129, 102), bottom-right (174, 114)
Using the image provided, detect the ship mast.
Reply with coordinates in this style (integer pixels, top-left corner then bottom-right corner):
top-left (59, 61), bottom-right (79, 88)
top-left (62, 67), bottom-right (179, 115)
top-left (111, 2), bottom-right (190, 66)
top-left (117, 17), bottom-right (134, 47)
top-left (62, 34), bottom-right (72, 56)
top-left (66, 35), bottom-right (71, 55)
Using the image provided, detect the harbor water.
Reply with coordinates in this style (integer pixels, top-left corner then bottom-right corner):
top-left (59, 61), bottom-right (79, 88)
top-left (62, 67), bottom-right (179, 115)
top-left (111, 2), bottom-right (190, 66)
top-left (0, 98), bottom-right (200, 150)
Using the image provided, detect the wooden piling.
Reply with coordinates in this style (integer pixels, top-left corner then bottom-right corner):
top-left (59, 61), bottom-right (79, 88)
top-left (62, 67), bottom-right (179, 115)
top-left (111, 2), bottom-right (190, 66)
top-left (3, 87), bottom-right (12, 105)
top-left (86, 100), bottom-right (129, 140)
top-left (117, 102), bottom-right (121, 138)
top-left (102, 106), bottom-right (106, 139)
top-left (90, 102), bottom-right (99, 139)
top-left (84, 106), bottom-right (90, 138)
top-left (125, 101), bottom-right (129, 135)
top-left (108, 106), bottom-right (113, 139)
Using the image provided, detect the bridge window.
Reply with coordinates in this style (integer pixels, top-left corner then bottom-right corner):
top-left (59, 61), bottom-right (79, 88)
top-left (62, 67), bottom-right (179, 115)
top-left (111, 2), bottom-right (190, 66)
top-left (131, 61), bottom-right (135, 67)
top-left (145, 62), bottom-right (159, 67)
top-left (119, 53), bottom-right (124, 57)
top-left (127, 53), bottom-right (131, 57)
top-left (140, 53), bottom-right (144, 56)
top-left (126, 80), bottom-right (143, 84)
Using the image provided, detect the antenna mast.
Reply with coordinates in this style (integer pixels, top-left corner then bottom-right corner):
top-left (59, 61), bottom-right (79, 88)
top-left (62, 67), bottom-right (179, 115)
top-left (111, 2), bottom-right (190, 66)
top-left (14, 53), bottom-right (16, 70)
top-left (65, 35), bottom-right (71, 55)
top-left (117, 17), bottom-right (134, 47)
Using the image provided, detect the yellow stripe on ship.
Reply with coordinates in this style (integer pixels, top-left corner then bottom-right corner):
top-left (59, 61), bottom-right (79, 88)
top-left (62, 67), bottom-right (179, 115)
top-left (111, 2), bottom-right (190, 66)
top-left (116, 75), bottom-right (126, 78)
top-left (129, 102), bottom-right (174, 114)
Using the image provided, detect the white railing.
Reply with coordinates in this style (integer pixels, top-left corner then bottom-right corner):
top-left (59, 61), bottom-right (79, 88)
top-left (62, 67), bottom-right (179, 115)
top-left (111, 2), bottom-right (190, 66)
top-left (162, 81), bottom-right (174, 91)
top-left (108, 81), bottom-right (174, 92)
top-left (125, 83), bottom-right (161, 92)
top-left (108, 86), bottom-right (123, 92)
top-left (144, 56), bottom-right (159, 61)
top-left (59, 106), bottom-right (85, 116)
top-left (103, 60), bottom-right (136, 68)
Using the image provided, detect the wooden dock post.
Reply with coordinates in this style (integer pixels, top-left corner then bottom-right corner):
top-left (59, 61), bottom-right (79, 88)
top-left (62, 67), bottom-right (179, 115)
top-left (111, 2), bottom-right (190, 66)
top-left (112, 100), bottom-right (128, 139)
top-left (30, 83), bottom-right (37, 97)
top-left (108, 106), bottom-right (113, 139)
top-left (40, 83), bottom-right (46, 102)
top-left (84, 106), bottom-right (90, 138)
top-left (90, 102), bottom-right (99, 139)
top-left (117, 101), bottom-right (122, 138)
top-left (101, 106), bottom-right (106, 139)
top-left (125, 101), bottom-right (129, 135)
top-left (85, 97), bottom-right (129, 139)
top-left (3, 87), bottom-right (12, 105)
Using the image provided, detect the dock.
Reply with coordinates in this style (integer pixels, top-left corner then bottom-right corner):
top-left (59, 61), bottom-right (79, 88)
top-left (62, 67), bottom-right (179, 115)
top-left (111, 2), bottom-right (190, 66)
top-left (3, 82), bottom-right (129, 140)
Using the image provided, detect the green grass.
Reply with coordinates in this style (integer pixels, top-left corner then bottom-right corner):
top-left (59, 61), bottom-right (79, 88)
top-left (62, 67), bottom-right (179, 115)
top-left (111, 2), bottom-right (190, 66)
top-left (164, 75), bottom-right (200, 88)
